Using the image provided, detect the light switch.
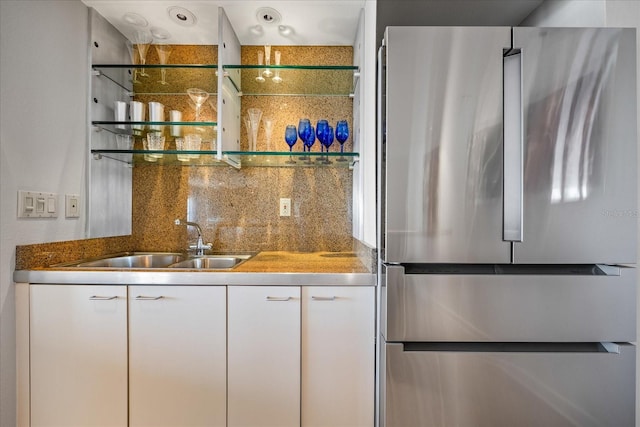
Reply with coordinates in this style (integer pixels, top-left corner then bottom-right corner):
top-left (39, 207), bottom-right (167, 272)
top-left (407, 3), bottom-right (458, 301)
top-left (18, 191), bottom-right (58, 218)
top-left (280, 198), bottom-right (291, 217)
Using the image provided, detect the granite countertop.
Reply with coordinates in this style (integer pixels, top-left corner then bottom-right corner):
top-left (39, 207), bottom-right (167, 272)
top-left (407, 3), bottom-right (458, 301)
top-left (232, 251), bottom-right (369, 273)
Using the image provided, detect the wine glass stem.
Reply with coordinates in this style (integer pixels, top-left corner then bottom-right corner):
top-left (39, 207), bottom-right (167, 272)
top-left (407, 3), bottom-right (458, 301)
top-left (195, 106), bottom-right (200, 121)
top-left (160, 68), bottom-right (167, 84)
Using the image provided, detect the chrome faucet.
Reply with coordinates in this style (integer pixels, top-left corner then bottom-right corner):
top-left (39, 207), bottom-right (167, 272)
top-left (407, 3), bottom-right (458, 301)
top-left (174, 219), bottom-right (212, 255)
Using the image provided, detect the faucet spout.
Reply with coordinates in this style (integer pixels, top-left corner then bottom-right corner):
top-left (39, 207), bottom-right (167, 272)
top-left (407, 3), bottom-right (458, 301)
top-left (174, 218), bottom-right (212, 255)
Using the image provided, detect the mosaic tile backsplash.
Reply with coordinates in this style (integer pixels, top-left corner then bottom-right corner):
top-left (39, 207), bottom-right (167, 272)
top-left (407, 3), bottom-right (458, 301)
top-left (132, 45), bottom-right (355, 253)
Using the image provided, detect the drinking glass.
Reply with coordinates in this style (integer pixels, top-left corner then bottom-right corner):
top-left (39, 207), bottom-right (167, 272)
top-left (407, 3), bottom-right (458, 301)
top-left (262, 45), bottom-right (273, 78)
top-left (133, 31), bottom-right (152, 77)
top-left (321, 125), bottom-right (334, 164)
top-left (244, 117), bottom-right (253, 150)
top-left (272, 50), bottom-right (283, 83)
top-left (125, 40), bottom-right (141, 83)
top-left (154, 43), bottom-right (172, 85)
top-left (335, 120), bottom-right (349, 161)
top-left (248, 108), bottom-right (262, 151)
top-left (146, 132), bottom-right (165, 159)
top-left (256, 51), bottom-right (266, 83)
top-left (298, 118), bottom-right (311, 153)
top-left (184, 133), bottom-right (202, 159)
top-left (186, 88), bottom-right (209, 121)
top-left (284, 125), bottom-right (297, 164)
top-left (263, 117), bottom-right (274, 151)
top-left (316, 120), bottom-right (329, 153)
top-left (304, 126), bottom-right (316, 164)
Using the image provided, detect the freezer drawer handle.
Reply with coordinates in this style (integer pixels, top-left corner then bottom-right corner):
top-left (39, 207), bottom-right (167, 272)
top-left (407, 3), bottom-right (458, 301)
top-left (135, 295), bottom-right (164, 301)
top-left (89, 295), bottom-right (118, 300)
top-left (266, 296), bottom-right (291, 301)
top-left (503, 49), bottom-right (523, 242)
top-left (311, 296), bottom-right (336, 301)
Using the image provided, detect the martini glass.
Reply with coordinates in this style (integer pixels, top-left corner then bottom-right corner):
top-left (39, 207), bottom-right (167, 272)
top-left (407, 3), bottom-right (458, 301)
top-left (335, 120), bottom-right (349, 161)
top-left (285, 125), bottom-right (297, 164)
top-left (133, 31), bottom-right (152, 77)
top-left (154, 43), bottom-right (172, 85)
top-left (186, 88), bottom-right (209, 121)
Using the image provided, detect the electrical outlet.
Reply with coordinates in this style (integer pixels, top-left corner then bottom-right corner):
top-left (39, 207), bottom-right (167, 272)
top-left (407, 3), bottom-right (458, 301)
top-left (280, 198), bottom-right (291, 217)
top-left (65, 194), bottom-right (80, 218)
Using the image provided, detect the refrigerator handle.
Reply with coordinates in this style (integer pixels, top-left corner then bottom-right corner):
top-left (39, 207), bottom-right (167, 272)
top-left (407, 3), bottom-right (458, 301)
top-left (503, 50), bottom-right (523, 242)
top-left (377, 43), bottom-right (386, 257)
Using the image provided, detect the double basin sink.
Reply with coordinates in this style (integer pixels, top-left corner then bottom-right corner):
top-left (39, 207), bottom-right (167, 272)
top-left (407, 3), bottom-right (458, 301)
top-left (59, 252), bottom-right (255, 270)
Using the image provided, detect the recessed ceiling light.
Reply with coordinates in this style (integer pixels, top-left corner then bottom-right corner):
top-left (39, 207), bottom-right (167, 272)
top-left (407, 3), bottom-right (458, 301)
top-left (256, 7), bottom-right (281, 25)
top-left (167, 6), bottom-right (197, 26)
top-left (150, 27), bottom-right (171, 40)
top-left (122, 12), bottom-right (148, 27)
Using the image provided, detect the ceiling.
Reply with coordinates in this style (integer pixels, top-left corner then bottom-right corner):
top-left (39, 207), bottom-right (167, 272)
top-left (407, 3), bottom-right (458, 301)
top-left (82, 0), bottom-right (544, 46)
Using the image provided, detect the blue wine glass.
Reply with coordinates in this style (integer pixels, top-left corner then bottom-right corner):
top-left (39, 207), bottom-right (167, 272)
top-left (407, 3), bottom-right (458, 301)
top-left (298, 118), bottom-right (311, 153)
top-left (284, 125), bottom-right (297, 164)
top-left (335, 120), bottom-right (349, 161)
top-left (322, 125), bottom-right (334, 164)
top-left (304, 125), bottom-right (316, 163)
top-left (316, 120), bottom-right (328, 153)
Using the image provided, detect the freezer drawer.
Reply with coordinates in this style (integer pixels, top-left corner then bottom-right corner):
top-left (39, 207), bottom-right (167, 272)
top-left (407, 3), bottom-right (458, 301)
top-left (382, 342), bottom-right (636, 427)
top-left (382, 265), bottom-right (636, 342)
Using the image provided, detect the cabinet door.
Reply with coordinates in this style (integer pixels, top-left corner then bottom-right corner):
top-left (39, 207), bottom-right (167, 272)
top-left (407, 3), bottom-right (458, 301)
top-left (30, 285), bottom-right (128, 427)
top-left (302, 286), bottom-right (375, 427)
top-left (129, 286), bottom-right (226, 427)
top-left (228, 286), bottom-right (300, 427)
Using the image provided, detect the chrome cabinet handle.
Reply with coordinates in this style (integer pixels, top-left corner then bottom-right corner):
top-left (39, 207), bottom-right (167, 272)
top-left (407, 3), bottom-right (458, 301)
top-left (311, 296), bottom-right (336, 301)
top-left (266, 296), bottom-right (291, 301)
top-left (89, 295), bottom-right (118, 300)
top-left (135, 295), bottom-right (164, 300)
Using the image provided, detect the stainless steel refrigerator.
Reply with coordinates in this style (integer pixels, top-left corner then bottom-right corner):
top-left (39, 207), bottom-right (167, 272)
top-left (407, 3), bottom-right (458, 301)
top-left (377, 27), bottom-right (637, 427)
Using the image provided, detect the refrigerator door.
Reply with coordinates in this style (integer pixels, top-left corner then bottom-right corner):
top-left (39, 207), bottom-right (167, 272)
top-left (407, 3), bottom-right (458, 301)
top-left (382, 265), bottom-right (636, 343)
top-left (382, 342), bottom-right (636, 427)
top-left (382, 27), bottom-right (511, 264)
top-left (513, 27), bottom-right (637, 264)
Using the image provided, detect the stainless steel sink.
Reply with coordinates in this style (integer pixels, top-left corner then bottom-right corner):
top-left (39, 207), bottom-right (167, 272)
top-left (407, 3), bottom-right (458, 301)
top-left (68, 253), bottom-right (186, 268)
top-left (168, 254), bottom-right (254, 269)
top-left (57, 252), bottom-right (256, 270)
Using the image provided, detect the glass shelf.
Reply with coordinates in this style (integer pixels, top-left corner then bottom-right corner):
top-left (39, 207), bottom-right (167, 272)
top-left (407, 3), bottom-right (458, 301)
top-left (91, 150), bottom-right (359, 168)
top-left (92, 121), bottom-right (217, 136)
top-left (224, 65), bottom-right (359, 96)
top-left (92, 64), bottom-right (218, 95)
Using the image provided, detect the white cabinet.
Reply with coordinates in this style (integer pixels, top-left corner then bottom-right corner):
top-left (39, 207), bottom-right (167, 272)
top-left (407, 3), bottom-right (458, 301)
top-left (30, 285), bottom-right (128, 427)
top-left (302, 287), bottom-right (375, 427)
top-left (129, 286), bottom-right (226, 427)
top-left (228, 286), bottom-right (301, 427)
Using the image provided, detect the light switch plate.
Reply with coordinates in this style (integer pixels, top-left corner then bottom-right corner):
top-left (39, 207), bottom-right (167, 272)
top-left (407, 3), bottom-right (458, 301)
top-left (65, 194), bottom-right (80, 218)
top-left (279, 198), bottom-right (291, 217)
top-left (18, 190), bottom-right (58, 218)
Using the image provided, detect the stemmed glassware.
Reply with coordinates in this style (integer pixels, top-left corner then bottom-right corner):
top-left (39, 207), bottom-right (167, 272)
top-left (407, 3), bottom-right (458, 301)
top-left (263, 45), bottom-right (273, 78)
top-left (284, 125), bottom-right (298, 164)
top-left (321, 125), bottom-right (335, 164)
top-left (256, 51), bottom-right (266, 83)
top-left (154, 43), bottom-right (172, 85)
top-left (335, 120), bottom-right (349, 161)
top-left (298, 118), bottom-right (311, 159)
top-left (133, 31), bottom-right (152, 77)
top-left (248, 108), bottom-right (262, 151)
top-left (263, 117), bottom-right (274, 151)
top-left (186, 88), bottom-right (209, 121)
top-left (272, 50), bottom-right (283, 83)
top-left (316, 120), bottom-right (329, 152)
top-left (304, 126), bottom-right (316, 164)
top-left (125, 40), bottom-right (141, 83)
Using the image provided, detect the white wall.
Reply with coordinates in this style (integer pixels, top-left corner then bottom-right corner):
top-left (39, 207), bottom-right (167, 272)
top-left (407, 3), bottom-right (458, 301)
top-left (0, 1), bottom-right (89, 424)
